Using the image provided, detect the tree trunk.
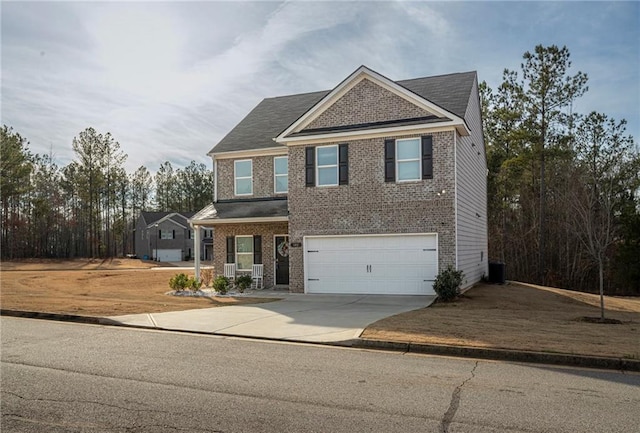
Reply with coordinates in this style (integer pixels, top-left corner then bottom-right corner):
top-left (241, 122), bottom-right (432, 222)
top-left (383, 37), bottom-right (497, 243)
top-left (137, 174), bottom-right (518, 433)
top-left (599, 257), bottom-right (605, 321)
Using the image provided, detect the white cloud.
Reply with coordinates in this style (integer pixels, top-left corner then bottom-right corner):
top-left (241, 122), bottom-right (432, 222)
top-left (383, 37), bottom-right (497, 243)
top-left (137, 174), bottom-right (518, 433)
top-left (1, 0), bottom-right (637, 175)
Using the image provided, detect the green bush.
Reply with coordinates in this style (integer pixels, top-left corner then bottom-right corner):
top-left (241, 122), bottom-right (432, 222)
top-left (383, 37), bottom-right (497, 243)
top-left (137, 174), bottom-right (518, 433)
top-left (212, 276), bottom-right (230, 295)
top-left (170, 273), bottom-right (203, 292)
top-left (235, 275), bottom-right (253, 293)
top-left (433, 266), bottom-right (464, 301)
top-left (190, 277), bottom-right (202, 291)
top-left (169, 273), bottom-right (190, 292)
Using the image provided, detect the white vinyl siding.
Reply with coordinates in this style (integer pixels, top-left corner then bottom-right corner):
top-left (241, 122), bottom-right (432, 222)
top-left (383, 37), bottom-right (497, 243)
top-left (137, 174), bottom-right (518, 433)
top-left (455, 77), bottom-right (488, 289)
top-left (396, 138), bottom-right (421, 181)
top-left (235, 236), bottom-right (253, 271)
top-left (316, 145), bottom-right (338, 186)
top-left (234, 160), bottom-right (253, 195)
top-left (274, 156), bottom-right (288, 193)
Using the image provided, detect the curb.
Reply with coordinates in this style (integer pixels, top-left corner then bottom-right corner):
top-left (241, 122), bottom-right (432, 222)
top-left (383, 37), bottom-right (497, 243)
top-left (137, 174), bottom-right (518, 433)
top-left (3, 309), bottom-right (638, 372)
top-left (354, 339), bottom-right (640, 372)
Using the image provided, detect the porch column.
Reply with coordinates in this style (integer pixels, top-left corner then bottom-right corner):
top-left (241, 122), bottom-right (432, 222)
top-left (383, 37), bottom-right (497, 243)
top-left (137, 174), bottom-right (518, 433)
top-left (193, 223), bottom-right (201, 280)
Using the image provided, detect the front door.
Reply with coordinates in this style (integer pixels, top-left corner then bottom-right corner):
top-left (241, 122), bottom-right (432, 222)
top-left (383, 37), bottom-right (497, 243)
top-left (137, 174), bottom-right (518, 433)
top-left (274, 235), bottom-right (289, 285)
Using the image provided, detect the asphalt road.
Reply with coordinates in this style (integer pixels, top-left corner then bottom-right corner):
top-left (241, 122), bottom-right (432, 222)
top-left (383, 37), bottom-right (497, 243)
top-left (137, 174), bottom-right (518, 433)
top-left (1, 317), bottom-right (639, 433)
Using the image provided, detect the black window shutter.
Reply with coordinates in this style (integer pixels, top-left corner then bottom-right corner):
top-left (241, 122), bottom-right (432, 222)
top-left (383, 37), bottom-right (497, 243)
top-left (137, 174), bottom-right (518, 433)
top-left (421, 136), bottom-right (433, 179)
top-left (384, 139), bottom-right (395, 182)
top-left (172, 229), bottom-right (175, 239)
top-left (305, 146), bottom-right (315, 187)
top-left (158, 229), bottom-right (161, 238)
top-left (226, 237), bottom-right (235, 263)
top-left (253, 235), bottom-right (262, 264)
top-left (339, 143), bottom-right (348, 185)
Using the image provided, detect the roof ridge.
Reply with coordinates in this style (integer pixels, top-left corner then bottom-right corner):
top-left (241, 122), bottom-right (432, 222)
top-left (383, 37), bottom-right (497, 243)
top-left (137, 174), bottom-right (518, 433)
top-left (398, 70), bottom-right (477, 83)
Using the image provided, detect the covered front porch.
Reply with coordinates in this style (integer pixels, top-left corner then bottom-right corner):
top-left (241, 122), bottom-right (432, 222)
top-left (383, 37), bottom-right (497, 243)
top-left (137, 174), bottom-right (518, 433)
top-left (189, 199), bottom-right (289, 289)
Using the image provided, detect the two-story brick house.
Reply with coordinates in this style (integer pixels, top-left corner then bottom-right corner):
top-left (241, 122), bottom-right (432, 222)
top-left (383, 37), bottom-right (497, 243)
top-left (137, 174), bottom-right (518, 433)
top-left (190, 66), bottom-right (487, 295)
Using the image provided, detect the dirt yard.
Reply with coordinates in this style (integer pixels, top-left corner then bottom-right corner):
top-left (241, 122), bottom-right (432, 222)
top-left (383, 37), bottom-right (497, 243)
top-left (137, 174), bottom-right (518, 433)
top-left (362, 282), bottom-right (640, 359)
top-left (0, 259), bottom-right (274, 316)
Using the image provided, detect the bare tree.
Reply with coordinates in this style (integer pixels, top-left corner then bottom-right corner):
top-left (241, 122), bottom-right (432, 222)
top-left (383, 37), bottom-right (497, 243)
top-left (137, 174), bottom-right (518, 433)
top-left (571, 112), bottom-right (639, 319)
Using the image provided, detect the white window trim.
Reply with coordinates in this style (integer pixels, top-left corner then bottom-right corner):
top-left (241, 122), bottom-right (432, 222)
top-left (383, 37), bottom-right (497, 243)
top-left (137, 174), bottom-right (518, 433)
top-left (235, 235), bottom-right (253, 271)
top-left (160, 229), bottom-right (173, 240)
top-left (316, 145), bottom-right (339, 187)
top-left (234, 159), bottom-right (253, 196)
top-left (274, 156), bottom-right (288, 194)
top-left (396, 138), bottom-right (421, 183)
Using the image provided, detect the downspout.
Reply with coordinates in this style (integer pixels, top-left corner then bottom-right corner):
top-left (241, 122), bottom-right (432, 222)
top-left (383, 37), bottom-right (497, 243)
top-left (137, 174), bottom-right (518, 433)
top-left (193, 223), bottom-right (201, 280)
top-left (212, 155), bottom-right (218, 203)
top-left (454, 131), bottom-right (458, 270)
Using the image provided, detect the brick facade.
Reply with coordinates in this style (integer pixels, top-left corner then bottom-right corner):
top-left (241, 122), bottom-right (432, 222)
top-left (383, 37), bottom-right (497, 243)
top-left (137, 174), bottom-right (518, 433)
top-left (204, 70), bottom-right (485, 294)
top-left (304, 78), bottom-right (433, 131)
top-left (212, 222), bottom-right (288, 288)
top-left (217, 154), bottom-right (288, 201)
top-left (287, 131), bottom-right (456, 293)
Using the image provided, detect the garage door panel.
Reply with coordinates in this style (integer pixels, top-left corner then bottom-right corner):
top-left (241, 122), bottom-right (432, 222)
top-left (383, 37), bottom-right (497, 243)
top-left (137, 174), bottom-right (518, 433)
top-left (305, 235), bottom-right (438, 295)
top-left (155, 249), bottom-right (182, 262)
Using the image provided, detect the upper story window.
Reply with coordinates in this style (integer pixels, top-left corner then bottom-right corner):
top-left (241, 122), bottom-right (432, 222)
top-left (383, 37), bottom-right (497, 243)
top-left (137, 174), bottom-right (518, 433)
top-left (234, 159), bottom-right (253, 195)
top-left (396, 138), bottom-right (421, 182)
top-left (160, 229), bottom-right (174, 239)
top-left (385, 136), bottom-right (433, 183)
top-left (305, 144), bottom-right (348, 187)
top-left (316, 145), bottom-right (338, 186)
top-left (274, 156), bottom-right (288, 193)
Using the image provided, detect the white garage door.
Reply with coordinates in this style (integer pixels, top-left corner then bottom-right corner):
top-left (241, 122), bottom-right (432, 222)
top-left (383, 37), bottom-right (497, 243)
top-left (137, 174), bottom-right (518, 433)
top-left (156, 249), bottom-right (182, 262)
top-left (305, 234), bottom-right (438, 295)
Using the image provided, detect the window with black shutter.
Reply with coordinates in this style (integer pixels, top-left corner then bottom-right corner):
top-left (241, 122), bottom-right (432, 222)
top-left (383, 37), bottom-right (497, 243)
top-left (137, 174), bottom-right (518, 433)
top-left (339, 143), bottom-right (349, 185)
top-left (384, 139), bottom-right (395, 182)
top-left (253, 235), bottom-right (262, 264)
top-left (305, 147), bottom-right (315, 187)
top-left (226, 237), bottom-right (235, 263)
top-left (386, 136), bottom-right (433, 182)
top-left (421, 135), bottom-right (433, 179)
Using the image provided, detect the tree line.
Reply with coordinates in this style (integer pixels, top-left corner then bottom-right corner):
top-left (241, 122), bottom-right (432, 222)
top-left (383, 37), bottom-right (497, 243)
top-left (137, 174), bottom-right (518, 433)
top-left (481, 45), bottom-right (639, 296)
top-left (1, 126), bottom-right (212, 259)
top-left (1, 44), bottom-right (638, 295)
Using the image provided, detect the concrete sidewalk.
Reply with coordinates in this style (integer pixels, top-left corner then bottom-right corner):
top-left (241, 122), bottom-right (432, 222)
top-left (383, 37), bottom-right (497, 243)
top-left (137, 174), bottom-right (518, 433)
top-left (108, 293), bottom-right (435, 344)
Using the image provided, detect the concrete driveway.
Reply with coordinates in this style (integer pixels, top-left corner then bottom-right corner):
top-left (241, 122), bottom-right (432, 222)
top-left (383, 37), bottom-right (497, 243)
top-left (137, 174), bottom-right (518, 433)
top-left (108, 293), bottom-right (435, 344)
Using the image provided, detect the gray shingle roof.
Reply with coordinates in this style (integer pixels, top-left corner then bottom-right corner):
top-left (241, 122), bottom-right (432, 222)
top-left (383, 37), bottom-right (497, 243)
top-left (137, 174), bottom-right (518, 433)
top-left (210, 71), bottom-right (476, 154)
top-left (191, 199), bottom-right (288, 222)
top-left (214, 199), bottom-right (288, 219)
top-left (141, 211), bottom-right (196, 225)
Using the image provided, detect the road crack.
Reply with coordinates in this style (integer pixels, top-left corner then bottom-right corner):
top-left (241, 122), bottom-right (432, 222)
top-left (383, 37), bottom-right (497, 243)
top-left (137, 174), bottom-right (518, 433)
top-left (2, 389), bottom-right (166, 414)
top-left (440, 360), bottom-right (478, 433)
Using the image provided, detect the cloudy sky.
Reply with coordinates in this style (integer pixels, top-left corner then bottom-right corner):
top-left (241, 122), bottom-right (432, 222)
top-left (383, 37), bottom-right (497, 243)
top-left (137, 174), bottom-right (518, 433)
top-left (2, 1), bottom-right (638, 173)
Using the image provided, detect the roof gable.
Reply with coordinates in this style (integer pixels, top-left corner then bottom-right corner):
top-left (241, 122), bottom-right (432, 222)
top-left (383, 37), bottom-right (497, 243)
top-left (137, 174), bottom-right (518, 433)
top-left (140, 211), bottom-right (195, 227)
top-left (210, 67), bottom-right (477, 154)
top-left (276, 66), bottom-right (468, 142)
top-left (301, 77), bottom-right (437, 132)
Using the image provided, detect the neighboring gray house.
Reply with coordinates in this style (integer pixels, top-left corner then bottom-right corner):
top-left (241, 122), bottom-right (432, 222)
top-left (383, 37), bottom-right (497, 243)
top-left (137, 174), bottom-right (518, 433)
top-left (190, 66), bottom-right (487, 294)
top-left (134, 212), bottom-right (213, 262)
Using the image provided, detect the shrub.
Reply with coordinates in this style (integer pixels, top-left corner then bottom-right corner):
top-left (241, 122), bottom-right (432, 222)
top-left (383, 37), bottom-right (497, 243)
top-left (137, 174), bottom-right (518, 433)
top-left (189, 277), bottom-right (202, 291)
top-left (433, 266), bottom-right (464, 301)
top-left (212, 276), bottom-right (230, 295)
top-left (200, 268), bottom-right (214, 287)
top-left (235, 275), bottom-right (253, 293)
top-left (169, 273), bottom-right (190, 292)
